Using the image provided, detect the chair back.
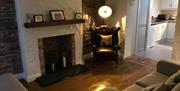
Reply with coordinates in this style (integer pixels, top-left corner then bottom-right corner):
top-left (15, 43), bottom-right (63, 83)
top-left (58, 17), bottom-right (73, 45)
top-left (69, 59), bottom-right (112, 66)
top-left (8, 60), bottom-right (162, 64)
top-left (90, 26), bottom-right (120, 47)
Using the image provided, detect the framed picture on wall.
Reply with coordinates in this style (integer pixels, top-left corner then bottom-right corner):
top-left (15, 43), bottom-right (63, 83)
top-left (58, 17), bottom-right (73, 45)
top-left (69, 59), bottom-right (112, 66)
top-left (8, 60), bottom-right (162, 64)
top-left (75, 13), bottom-right (83, 19)
top-left (34, 15), bottom-right (43, 22)
top-left (50, 10), bottom-right (65, 21)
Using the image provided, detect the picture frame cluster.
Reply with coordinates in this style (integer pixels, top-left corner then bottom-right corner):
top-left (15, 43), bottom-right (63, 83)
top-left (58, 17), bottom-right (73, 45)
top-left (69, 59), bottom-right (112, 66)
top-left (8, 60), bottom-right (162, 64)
top-left (34, 15), bottom-right (43, 22)
top-left (27, 10), bottom-right (83, 23)
top-left (50, 10), bottom-right (65, 21)
top-left (75, 13), bottom-right (83, 20)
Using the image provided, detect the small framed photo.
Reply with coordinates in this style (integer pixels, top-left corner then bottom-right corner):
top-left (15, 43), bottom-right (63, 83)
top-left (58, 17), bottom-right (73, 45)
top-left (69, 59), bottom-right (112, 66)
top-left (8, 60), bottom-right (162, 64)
top-left (75, 13), bottom-right (83, 19)
top-left (50, 10), bottom-right (65, 21)
top-left (34, 15), bottom-right (43, 22)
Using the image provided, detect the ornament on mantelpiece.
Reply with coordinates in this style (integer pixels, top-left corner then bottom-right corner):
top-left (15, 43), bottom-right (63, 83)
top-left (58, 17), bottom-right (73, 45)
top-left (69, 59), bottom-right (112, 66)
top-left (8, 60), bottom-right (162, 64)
top-left (26, 13), bottom-right (33, 23)
top-left (83, 14), bottom-right (89, 20)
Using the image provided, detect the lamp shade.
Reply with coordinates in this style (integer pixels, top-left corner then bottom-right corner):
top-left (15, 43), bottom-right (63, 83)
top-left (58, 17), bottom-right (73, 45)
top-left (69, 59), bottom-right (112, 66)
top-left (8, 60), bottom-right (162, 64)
top-left (98, 6), bottom-right (112, 18)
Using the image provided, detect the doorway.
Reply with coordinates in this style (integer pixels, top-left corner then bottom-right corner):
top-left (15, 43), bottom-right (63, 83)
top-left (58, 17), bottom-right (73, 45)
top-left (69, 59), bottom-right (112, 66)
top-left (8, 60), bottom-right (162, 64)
top-left (135, 0), bottom-right (150, 54)
top-left (134, 0), bottom-right (178, 61)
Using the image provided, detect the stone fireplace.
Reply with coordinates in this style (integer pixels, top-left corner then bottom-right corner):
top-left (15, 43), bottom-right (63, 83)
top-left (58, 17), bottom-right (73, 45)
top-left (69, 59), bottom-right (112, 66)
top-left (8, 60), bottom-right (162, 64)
top-left (15, 0), bottom-right (83, 82)
top-left (38, 34), bottom-right (75, 75)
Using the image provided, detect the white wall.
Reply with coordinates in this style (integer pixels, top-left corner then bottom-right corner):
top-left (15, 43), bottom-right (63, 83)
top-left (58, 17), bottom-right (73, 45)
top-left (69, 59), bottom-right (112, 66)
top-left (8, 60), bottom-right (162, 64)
top-left (105, 0), bottom-right (128, 55)
top-left (105, 0), bottom-right (127, 26)
top-left (172, 1), bottom-right (180, 64)
top-left (124, 0), bottom-right (139, 58)
top-left (15, 0), bottom-right (83, 82)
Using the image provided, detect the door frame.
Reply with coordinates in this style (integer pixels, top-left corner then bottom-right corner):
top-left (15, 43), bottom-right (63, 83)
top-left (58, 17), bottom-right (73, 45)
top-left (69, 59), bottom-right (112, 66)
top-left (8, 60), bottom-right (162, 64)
top-left (134, 0), bottom-right (151, 54)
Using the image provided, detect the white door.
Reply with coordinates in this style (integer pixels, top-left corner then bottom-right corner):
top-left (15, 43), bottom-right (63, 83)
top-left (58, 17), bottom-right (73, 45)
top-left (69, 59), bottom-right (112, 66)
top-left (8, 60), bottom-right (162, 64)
top-left (135, 0), bottom-right (150, 54)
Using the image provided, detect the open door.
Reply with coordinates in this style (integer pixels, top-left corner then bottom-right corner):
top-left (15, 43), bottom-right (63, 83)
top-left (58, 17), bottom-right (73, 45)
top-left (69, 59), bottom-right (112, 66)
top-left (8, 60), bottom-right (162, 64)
top-left (135, 0), bottom-right (150, 54)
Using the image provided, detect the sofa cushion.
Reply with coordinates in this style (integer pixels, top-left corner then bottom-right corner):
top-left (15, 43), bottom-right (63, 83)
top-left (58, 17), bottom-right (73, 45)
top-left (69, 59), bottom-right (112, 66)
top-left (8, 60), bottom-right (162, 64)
top-left (99, 35), bottom-right (112, 47)
top-left (122, 84), bottom-right (143, 91)
top-left (165, 69), bottom-right (180, 88)
top-left (174, 70), bottom-right (180, 83)
top-left (157, 61), bottom-right (180, 76)
top-left (172, 82), bottom-right (180, 91)
top-left (143, 83), bottom-right (162, 91)
top-left (175, 74), bottom-right (180, 83)
top-left (0, 73), bottom-right (27, 91)
top-left (136, 72), bottom-right (169, 87)
top-left (153, 83), bottom-right (172, 91)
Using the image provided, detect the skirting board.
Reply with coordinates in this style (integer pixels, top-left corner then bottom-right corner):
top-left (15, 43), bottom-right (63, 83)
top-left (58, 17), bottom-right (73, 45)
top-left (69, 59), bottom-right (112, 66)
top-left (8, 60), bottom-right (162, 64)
top-left (15, 73), bottom-right (25, 79)
top-left (26, 73), bottom-right (41, 82)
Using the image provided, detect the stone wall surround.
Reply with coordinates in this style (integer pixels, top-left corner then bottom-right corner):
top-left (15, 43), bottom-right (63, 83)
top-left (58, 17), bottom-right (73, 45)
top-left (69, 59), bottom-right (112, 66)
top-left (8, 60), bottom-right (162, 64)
top-left (82, 0), bottom-right (105, 26)
top-left (15, 0), bottom-right (83, 82)
top-left (82, 0), bottom-right (105, 54)
top-left (0, 0), bottom-right (22, 74)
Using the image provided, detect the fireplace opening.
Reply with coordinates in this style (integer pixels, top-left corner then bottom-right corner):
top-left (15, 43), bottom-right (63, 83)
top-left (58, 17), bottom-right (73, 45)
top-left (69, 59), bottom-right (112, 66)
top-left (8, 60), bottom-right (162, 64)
top-left (37, 34), bottom-right (88, 86)
top-left (38, 34), bottom-right (75, 75)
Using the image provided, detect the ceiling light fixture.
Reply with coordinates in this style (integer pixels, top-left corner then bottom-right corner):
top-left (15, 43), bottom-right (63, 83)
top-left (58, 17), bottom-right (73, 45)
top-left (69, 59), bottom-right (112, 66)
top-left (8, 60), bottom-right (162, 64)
top-left (98, 6), bottom-right (112, 18)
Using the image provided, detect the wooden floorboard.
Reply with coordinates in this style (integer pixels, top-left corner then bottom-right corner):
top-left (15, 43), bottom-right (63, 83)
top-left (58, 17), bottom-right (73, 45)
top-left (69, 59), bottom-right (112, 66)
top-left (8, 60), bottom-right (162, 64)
top-left (22, 56), bottom-right (156, 91)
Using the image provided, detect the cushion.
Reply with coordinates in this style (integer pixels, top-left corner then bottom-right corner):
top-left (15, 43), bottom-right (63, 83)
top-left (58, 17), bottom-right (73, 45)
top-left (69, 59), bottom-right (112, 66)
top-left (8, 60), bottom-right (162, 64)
top-left (172, 82), bottom-right (180, 91)
top-left (174, 70), bottom-right (180, 83)
top-left (136, 72), bottom-right (169, 87)
top-left (165, 69), bottom-right (180, 87)
top-left (153, 83), bottom-right (171, 91)
top-left (156, 61), bottom-right (180, 76)
top-left (143, 83), bottom-right (162, 91)
top-left (99, 35), bottom-right (112, 46)
top-left (175, 74), bottom-right (180, 83)
top-left (122, 84), bottom-right (143, 91)
top-left (97, 47), bottom-right (114, 53)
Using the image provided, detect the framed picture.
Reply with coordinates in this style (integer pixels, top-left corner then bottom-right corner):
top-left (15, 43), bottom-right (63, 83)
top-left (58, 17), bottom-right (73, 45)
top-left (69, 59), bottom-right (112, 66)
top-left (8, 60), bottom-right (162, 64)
top-left (34, 15), bottom-right (43, 22)
top-left (75, 13), bottom-right (83, 19)
top-left (50, 10), bottom-right (65, 21)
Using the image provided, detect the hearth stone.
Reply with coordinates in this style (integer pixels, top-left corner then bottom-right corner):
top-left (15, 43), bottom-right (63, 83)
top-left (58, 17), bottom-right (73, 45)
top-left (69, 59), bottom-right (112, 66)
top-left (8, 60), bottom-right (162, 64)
top-left (36, 64), bottom-right (88, 86)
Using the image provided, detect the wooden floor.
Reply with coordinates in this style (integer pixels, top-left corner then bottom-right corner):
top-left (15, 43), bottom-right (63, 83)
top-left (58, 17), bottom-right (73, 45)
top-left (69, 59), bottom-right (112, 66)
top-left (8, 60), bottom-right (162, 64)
top-left (22, 56), bottom-right (157, 91)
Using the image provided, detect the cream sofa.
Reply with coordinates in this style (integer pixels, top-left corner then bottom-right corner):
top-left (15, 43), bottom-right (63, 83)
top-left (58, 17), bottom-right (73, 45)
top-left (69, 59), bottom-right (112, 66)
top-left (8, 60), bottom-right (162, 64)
top-left (0, 73), bottom-right (28, 91)
top-left (123, 60), bottom-right (180, 91)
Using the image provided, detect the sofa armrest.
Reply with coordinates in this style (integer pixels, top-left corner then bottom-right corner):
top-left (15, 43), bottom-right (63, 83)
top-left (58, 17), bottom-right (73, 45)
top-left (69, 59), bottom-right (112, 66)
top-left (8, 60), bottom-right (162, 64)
top-left (156, 60), bottom-right (180, 76)
top-left (0, 73), bottom-right (28, 91)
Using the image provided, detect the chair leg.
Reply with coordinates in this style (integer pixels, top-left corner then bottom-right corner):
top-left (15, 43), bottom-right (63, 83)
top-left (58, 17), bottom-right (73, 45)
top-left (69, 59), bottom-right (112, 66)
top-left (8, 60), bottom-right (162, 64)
top-left (115, 55), bottom-right (118, 68)
top-left (93, 57), bottom-right (96, 64)
top-left (93, 54), bottom-right (96, 67)
top-left (115, 59), bottom-right (118, 68)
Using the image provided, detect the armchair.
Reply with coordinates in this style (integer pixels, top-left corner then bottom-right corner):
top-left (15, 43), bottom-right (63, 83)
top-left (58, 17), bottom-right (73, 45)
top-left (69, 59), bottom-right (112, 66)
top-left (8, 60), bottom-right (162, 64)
top-left (90, 25), bottom-right (120, 67)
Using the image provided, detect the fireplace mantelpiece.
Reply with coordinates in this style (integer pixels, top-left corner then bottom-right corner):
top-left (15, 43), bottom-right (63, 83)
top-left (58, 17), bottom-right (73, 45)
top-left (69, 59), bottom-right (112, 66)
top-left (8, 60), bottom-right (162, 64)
top-left (24, 19), bottom-right (85, 28)
top-left (15, 0), bottom-right (83, 82)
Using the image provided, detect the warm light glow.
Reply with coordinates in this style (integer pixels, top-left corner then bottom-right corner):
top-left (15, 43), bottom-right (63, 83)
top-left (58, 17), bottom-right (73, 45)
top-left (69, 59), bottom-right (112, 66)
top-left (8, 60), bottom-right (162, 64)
top-left (100, 49), bottom-right (110, 52)
top-left (90, 81), bottom-right (110, 91)
top-left (83, 14), bottom-right (89, 20)
top-left (95, 84), bottom-right (106, 91)
top-left (121, 16), bottom-right (127, 32)
top-left (98, 6), bottom-right (112, 18)
top-left (115, 22), bottom-right (120, 27)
